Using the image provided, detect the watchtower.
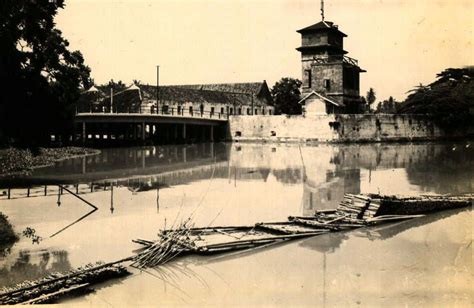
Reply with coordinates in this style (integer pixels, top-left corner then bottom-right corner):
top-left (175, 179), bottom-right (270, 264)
top-left (296, 8), bottom-right (365, 114)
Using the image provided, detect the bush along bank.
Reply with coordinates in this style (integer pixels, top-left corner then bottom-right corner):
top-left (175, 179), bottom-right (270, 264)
top-left (0, 147), bottom-right (100, 177)
top-left (0, 212), bottom-right (18, 252)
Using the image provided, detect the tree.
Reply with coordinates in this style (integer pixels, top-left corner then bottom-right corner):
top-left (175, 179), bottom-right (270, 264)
top-left (398, 67), bottom-right (474, 130)
top-left (375, 96), bottom-right (398, 113)
top-left (271, 78), bottom-right (302, 115)
top-left (365, 88), bottom-right (376, 111)
top-left (0, 0), bottom-right (91, 147)
top-left (107, 79), bottom-right (127, 92)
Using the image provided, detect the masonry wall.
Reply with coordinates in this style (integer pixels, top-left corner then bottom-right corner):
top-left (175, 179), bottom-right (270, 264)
top-left (228, 114), bottom-right (473, 143)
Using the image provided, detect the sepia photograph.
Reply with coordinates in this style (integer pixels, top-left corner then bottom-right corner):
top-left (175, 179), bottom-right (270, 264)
top-left (0, 0), bottom-right (472, 306)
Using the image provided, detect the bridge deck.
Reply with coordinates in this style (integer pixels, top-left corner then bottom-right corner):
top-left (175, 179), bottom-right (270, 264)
top-left (75, 109), bottom-right (228, 126)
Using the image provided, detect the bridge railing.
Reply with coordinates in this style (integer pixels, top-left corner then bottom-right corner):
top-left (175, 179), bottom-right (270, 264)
top-left (76, 105), bottom-right (230, 120)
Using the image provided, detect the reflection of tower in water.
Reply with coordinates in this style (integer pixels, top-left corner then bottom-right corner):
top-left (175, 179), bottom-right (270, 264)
top-left (302, 169), bottom-right (360, 215)
top-left (302, 166), bottom-right (361, 216)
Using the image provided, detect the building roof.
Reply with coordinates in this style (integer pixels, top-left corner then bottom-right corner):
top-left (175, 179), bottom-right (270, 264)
top-left (297, 20), bottom-right (347, 37)
top-left (168, 81), bottom-right (268, 96)
top-left (140, 84), bottom-right (272, 107)
top-left (298, 91), bottom-right (345, 107)
top-left (296, 44), bottom-right (348, 54)
top-left (79, 81), bottom-right (273, 109)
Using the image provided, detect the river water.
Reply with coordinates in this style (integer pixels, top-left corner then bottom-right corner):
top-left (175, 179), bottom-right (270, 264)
top-left (0, 142), bottom-right (472, 306)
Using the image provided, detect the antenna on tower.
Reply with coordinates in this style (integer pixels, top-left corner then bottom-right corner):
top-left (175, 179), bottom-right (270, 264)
top-left (321, 0), bottom-right (325, 21)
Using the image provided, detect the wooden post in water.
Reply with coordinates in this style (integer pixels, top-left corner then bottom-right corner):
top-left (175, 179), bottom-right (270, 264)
top-left (110, 183), bottom-right (114, 214)
top-left (27, 188), bottom-right (30, 197)
top-left (44, 186), bottom-right (47, 196)
top-left (57, 188), bottom-right (61, 207)
top-left (156, 188), bottom-right (160, 213)
top-left (7, 189), bottom-right (11, 199)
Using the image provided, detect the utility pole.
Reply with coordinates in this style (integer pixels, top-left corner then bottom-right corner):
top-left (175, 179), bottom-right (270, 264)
top-left (156, 65), bottom-right (160, 113)
top-left (110, 87), bottom-right (113, 113)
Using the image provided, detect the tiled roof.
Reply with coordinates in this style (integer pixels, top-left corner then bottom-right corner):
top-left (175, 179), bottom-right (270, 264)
top-left (170, 82), bottom-right (265, 96)
top-left (78, 81), bottom-right (273, 110)
top-left (297, 20), bottom-right (347, 37)
top-left (140, 83), bottom-right (272, 107)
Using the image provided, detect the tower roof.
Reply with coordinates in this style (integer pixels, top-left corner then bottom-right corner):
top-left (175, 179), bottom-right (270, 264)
top-left (297, 20), bottom-right (347, 37)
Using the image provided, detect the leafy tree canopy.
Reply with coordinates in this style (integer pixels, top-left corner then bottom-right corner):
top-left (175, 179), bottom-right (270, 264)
top-left (398, 67), bottom-right (474, 129)
top-left (271, 78), bottom-right (302, 115)
top-left (106, 79), bottom-right (127, 92)
top-left (0, 0), bottom-right (91, 147)
top-left (375, 96), bottom-right (399, 114)
top-left (365, 88), bottom-right (376, 110)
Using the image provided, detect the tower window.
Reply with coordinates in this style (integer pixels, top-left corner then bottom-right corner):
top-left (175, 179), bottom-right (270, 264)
top-left (304, 70), bottom-right (312, 88)
top-left (324, 79), bottom-right (331, 90)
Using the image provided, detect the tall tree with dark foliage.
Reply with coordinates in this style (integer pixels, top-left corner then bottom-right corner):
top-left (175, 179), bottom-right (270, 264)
top-left (0, 0), bottom-right (91, 147)
top-left (271, 78), bottom-right (302, 115)
top-left (398, 67), bottom-right (474, 130)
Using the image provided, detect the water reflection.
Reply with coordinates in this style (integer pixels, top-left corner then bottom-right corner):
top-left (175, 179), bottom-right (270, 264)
top-left (2, 142), bottom-right (472, 203)
top-left (302, 169), bottom-right (360, 215)
top-left (0, 141), bottom-right (472, 302)
top-left (354, 207), bottom-right (470, 241)
top-left (0, 250), bottom-right (72, 288)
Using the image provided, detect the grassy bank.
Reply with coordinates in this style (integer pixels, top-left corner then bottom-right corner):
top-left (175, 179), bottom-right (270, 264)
top-left (0, 147), bottom-right (100, 177)
top-left (0, 212), bottom-right (18, 250)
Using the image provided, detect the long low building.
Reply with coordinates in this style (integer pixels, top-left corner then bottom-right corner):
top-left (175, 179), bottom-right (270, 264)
top-left (78, 81), bottom-right (275, 116)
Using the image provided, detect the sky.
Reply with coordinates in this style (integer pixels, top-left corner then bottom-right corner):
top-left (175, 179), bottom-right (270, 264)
top-left (55, 0), bottom-right (473, 101)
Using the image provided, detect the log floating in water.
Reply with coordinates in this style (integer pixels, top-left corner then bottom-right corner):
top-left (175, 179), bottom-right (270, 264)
top-left (0, 262), bottom-right (130, 305)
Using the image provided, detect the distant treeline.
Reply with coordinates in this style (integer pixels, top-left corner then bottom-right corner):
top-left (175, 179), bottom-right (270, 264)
top-left (371, 67), bottom-right (474, 130)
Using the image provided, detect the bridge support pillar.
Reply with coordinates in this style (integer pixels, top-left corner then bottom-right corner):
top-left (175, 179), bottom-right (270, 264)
top-left (182, 123), bottom-right (187, 142)
top-left (82, 122), bottom-right (86, 144)
top-left (133, 124), bottom-right (138, 141)
top-left (210, 126), bottom-right (214, 142)
top-left (141, 122), bottom-right (145, 141)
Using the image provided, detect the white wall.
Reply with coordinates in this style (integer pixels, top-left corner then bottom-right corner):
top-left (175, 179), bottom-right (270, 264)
top-left (228, 114), bottom-right (473, 142)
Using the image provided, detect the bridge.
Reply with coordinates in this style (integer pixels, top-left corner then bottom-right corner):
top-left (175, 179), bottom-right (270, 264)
top-left (73, 107), bottom-right (229, 144)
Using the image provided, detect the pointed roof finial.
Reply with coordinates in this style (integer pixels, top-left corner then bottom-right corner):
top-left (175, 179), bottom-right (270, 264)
top-left (321, 0), bottom-right (325, 21)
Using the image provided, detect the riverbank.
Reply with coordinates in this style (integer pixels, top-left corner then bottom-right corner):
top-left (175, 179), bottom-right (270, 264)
top-left (0, 147), bottom-right (100, 178)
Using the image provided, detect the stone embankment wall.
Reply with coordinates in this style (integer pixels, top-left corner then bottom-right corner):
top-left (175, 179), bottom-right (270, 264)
top-left (228, 114), bottom-right (473, 143)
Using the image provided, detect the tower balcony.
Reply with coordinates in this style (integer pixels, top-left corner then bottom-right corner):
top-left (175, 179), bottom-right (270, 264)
top-left (309, 55), bottom-right (366, 72)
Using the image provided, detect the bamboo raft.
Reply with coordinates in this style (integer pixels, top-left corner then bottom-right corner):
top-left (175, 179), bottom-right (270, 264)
top-left (1, 193), bottom-right (471, 304)
top-left (133, 193), bottom-right (473, 260)
top-left (0, 260), bottom-right (131, 305)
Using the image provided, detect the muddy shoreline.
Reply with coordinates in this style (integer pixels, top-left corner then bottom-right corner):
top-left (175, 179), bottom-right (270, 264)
top-left (0, 147), bottom-right (100, 178)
